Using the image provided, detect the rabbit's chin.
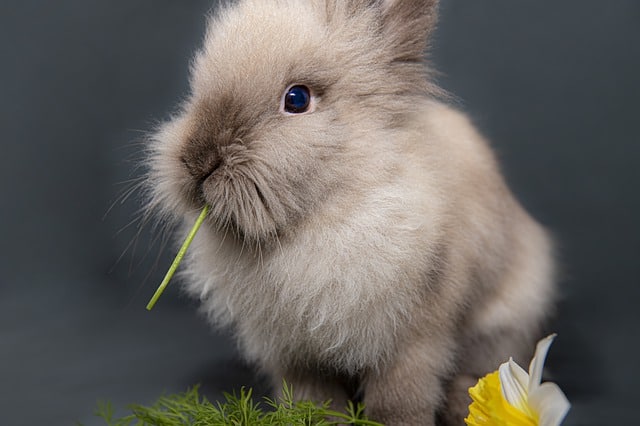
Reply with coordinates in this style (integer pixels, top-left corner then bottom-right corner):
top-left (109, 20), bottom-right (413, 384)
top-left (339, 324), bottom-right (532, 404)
top-left (199, 183), bottom-right (279, 245)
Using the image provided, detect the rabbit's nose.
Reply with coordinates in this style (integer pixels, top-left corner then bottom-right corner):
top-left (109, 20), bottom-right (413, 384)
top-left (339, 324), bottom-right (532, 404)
top-left (181, 146), bottom-right (222, 184)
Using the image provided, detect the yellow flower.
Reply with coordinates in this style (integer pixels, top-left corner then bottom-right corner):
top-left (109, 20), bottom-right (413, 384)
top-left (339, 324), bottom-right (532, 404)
top-left (465, 334), bottom-right (570, 426)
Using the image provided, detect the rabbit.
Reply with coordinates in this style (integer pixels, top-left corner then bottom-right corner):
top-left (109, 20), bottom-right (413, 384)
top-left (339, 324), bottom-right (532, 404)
top-left (144, 0), bottom-right (557, 424)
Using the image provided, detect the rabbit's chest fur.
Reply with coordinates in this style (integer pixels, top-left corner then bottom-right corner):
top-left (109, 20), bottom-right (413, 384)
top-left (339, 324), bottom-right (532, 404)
top-left (182, 160), bottom-right (448, 373)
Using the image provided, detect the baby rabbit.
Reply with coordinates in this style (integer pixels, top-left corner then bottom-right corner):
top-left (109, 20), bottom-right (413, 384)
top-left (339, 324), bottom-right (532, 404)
top-left (146, 0), bottom-right (557, 424)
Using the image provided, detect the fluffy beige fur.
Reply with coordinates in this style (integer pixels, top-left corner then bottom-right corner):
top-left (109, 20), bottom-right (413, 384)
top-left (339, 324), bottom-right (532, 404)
top-left (146, 1), bottom-right (556, 424)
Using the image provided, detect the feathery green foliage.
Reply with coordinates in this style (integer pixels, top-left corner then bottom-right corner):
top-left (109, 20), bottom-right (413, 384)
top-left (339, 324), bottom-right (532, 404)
top-left (95, 382), bottom-right (383, 426)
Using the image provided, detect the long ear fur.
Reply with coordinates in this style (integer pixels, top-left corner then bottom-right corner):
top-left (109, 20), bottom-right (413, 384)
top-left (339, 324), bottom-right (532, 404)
top-left (380, 0), bottom-right (439, 62)
top-left (324, 0), bottom-right (439, 62)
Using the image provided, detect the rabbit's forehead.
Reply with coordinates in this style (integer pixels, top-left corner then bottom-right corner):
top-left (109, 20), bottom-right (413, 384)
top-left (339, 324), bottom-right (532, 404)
top-left (196, 2), bottom-right (327, 79)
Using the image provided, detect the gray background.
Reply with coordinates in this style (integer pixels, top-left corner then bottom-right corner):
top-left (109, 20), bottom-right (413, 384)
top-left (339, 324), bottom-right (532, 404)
top-left (1, 1), bottom-right (638, 425)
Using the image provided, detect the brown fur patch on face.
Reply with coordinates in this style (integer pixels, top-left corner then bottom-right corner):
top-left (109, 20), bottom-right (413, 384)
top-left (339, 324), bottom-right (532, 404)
top-left (178, 95), bottom-right (270, 239)
top-left (180, 95), bottom-right (254, 182)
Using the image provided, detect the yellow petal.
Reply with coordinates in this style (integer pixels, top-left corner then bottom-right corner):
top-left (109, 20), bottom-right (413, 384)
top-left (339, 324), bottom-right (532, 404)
top-left (465, 371), bottom-right (537, 426)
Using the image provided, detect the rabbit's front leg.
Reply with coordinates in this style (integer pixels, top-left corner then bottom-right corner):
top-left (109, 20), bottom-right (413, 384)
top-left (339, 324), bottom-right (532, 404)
top-left (363, 336), bottom-right (455, 426)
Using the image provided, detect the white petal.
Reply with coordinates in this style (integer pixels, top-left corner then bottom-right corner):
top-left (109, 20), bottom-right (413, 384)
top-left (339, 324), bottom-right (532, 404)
top-left (499, 358), bottom-right (532, 415)
top-left (528, 382), bottom-right (571, 426)
top-left (528, 334), bottom-right (556, 393)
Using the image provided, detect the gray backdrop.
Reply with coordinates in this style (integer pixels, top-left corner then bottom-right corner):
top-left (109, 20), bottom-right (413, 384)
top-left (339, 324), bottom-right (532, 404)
top-left (1, 1), bottom-right (638, 425)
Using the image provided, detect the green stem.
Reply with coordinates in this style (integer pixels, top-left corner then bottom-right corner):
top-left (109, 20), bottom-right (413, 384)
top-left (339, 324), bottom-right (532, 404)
top-left (146, 205), bottom-right (210, 310)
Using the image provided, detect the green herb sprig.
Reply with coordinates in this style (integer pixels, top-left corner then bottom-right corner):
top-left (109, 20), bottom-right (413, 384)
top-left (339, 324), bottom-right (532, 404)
top-left (94, 382), bottom-right (382, 426)
top-left (146, 205), bottom-right (210, 310)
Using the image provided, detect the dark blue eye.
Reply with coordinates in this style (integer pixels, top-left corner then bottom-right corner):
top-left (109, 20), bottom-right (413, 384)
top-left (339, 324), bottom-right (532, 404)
top-left (283, 85), bottom-right (311, 114)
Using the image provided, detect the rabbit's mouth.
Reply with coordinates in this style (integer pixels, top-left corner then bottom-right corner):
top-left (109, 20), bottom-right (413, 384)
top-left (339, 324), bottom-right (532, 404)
top-left (196, 162), bottom-right (281, 244)
top-left (177, 131), bottom-right (284, 243)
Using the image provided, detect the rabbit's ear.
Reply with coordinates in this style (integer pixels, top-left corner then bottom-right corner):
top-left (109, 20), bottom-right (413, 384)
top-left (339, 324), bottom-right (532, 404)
top-left (330, 0), bottom-right (439, 61)
top-left (379, 0), bottom-right (439, 61)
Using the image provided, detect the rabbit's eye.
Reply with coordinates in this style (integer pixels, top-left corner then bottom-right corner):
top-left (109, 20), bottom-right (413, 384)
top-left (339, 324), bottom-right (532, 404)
top-left (283, 85), bottom-right (312, 114)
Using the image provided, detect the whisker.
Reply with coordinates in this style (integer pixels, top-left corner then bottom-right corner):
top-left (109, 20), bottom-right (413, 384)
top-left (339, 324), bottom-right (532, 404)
top-left (108, 208), bottom-right (150, 274)
top-left (132, 218), bottom-right (174, 273)
top-left (125, 222), bottom-right (175, 309)
top-left (216, 216), bottom-right (231, 256)
top-left (103, 177), bottom-right (147, 221)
